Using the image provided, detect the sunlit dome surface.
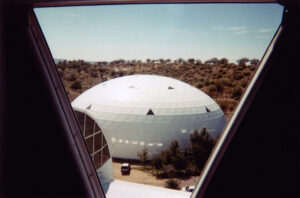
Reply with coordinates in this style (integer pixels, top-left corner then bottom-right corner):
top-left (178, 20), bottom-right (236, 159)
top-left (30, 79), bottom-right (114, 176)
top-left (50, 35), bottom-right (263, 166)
top-left (72, 75), bottom-right (218, 115)
top-left (72, 75), bottom-right (226, 159)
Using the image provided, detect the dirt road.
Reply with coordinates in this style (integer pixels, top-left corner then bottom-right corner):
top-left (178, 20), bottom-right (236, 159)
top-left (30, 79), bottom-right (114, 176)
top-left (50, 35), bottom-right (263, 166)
top-left (113, 162), bottom-right (200, 189)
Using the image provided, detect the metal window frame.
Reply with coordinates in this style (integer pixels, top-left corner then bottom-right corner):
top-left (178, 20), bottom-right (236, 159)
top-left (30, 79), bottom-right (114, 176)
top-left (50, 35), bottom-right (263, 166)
top-left (29, 1), bottom-right (284, 198)
top-left (28, 10), bottom-right (105, 198)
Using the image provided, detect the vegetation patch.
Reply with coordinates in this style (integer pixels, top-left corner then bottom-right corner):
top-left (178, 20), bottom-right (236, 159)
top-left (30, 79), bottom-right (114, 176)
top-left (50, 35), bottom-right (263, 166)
top-left (137, 128), bottom-right (217, 180)
top-left (56, 57), bottom-right (257, 119)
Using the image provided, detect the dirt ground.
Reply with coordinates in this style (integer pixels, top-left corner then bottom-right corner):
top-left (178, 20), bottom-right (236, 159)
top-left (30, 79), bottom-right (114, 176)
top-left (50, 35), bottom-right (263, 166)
top-left (113, 162), bottom-right (200, 189)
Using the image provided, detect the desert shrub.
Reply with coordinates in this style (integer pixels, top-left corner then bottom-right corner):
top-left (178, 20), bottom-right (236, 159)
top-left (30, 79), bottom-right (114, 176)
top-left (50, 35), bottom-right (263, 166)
top-left (99, 68), bottom-right (107, 73)
top-left (233, 72), bottom-right (243, 80)
top-left (215, 80), bottom-right (223, 92)
top-left (118, 71), bottom-right (125, 77)
top-left (220, 78), bottom-right (230, 86)
top-left (216, 73), bottom-right (223, 79)
top-left (237, 66), bottom-right (244, 71)
top-left (207, 84), bottom-right (217, 94)
top-left (110, 70), bottom-right (116, 76)
top-left (204, 79), bottom-right (210, 86)
top-left (232, 87), bottom-right (243, 99)
top-left (67, 74), bottom-right (77, 81)
top-left (243, 71), bottom-right (251, 76)
top-left (249, 65), bottom-right (256, 71)
top-left (195, 81), bottom-right (204, 88)
top-left (71, 81), bottom-right (82, 90)
top-left (218, 99), bottom-right (237, 112)
top-left (57, 68), bottom-right (63, 77)
top-left (57, 62), bottom-right (67, 71)
top-left (90, 71), bottom-right (98, 77)
top-left (218, 100), bottom-right (230, 111)
top-left (229, 103), bottom-right (235, 111)
top-left (241, 80), bottom-right (248, 88)
top-left (209, 79), bottom-right (216, 85)
top-left (165, 179), bottom-right (180, 190)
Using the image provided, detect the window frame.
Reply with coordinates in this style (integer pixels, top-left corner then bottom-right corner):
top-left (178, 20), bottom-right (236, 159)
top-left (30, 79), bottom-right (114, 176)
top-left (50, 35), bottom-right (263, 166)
top-left (28, 1), bottom-right (284, 197)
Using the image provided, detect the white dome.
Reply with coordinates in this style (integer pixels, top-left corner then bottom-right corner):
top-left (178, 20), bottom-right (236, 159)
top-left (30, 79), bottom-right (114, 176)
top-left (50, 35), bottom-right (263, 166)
top-left (72, 75), bottom-right (226, 159)
top-left (72, 75), bottom-right (219, 115)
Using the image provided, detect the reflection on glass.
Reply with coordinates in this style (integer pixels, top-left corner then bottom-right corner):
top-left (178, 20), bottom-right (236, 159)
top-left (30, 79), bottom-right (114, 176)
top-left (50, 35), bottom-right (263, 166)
top-left (73, 110), bottom-right (111, 171)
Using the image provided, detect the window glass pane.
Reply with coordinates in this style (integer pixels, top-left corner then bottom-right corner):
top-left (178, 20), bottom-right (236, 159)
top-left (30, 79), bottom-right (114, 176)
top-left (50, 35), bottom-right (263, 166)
top-left (94, 132), bottom-right (102, 151)
top-left (35, 3), bottom-right (283, 195)
top-left (85, 115), bottom-right (94, 137)
top-left (85, 136), bottom-right (93, 154)
top-left (95, 123), bottom-right (101, 132)
top-left (102, 133), bottom-right (107, 146)
top-left (94, 151), bottom-right (101, 170)
top-left (74, 110), bottom-right (85, 133)
top-left (102, 145), bottom-right (110, 166)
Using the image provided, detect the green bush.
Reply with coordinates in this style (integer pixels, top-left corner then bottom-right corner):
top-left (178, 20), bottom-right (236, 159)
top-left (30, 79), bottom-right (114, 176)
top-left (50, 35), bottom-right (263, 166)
top-left (165, 179), bottom-right (180, 190)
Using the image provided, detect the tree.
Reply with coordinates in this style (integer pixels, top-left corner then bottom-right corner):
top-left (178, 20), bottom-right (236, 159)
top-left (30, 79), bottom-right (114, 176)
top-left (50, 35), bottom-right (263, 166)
top-left (172, 152), bottom-right (189, 171)
top-left (189, 128), bottom-right (216, 171)
top-left (231, 87), bottom-right (243, 99)
top-left (169, 140), bottom-right (179, 155)
top-left (151, 155), bottom-right (163, 174)
top-left (165, 179), bottom-right (180, 190)
top-left (159, 58), bottom-right (165, 64)
top-left (195, 59), bottom-right (202, 65)
top-left (250, 58), bottom-right (260, 66)
top-left (237, 57), bottom-right (249, 66)
top-left (219, 58), bottom-right (229, 65)
top-left (205, 57), bottom-right (219, 65)
top-left (137, 148), bottom-right (148, 165)
top-left (177, 58), bottom-right (184, 64)
top-left (70, 81), bottom-right (82, 90)
top-left (188, 58), bottom-right (195, 64)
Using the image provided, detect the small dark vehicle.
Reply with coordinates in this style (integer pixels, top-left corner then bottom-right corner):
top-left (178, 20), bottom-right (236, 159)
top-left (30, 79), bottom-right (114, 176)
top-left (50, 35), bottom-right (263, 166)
top-left (185, 186), bottom-right (195, 192)
top-left (121, 163), bottom-right (131, 175)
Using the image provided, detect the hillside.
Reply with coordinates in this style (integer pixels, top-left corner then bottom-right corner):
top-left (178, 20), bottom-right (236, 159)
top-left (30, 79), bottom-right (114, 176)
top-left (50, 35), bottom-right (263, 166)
top-left (56, 59), bottom-right (257, 120)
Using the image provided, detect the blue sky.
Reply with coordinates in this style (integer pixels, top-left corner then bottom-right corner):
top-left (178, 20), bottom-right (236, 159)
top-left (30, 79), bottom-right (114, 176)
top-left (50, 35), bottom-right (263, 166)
top-left (35, 3), bottom-right (283, 63)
